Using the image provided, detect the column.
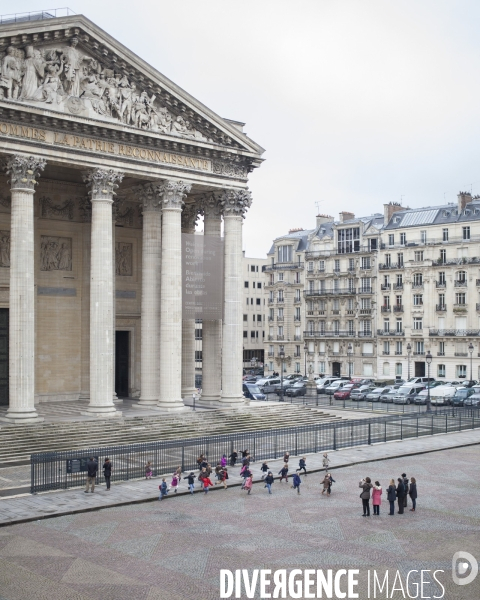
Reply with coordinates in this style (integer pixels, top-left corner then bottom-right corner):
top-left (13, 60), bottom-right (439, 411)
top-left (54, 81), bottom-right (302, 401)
top-left (157, 179), bottom-right (192, 411)
top-left (137, 184), bottom-right (162, 406)
top-left (83, 168), bottom-right (124, 417)
top-left (220, 188), bottom-right (252, 406)
top-left (200, 193), bottom-right (223, 405)
top-left (1, 155), bottom-right (45, 423)
top-left (112, 202), bottom-right (118, 400)
top-left (181, 202), bottom-right (199, 400)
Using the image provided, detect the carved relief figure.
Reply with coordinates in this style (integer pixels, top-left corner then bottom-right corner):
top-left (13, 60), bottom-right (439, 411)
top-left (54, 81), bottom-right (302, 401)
top-left (39, 196), bottom-right (74, 220)
top-left (0, 47), bottom-right (22, 99)
top-left (40, 236), bottom-right (72, 271)
top-left (115, 242), bottom-right (132, 276)
top-left (20, 46), bottom-right (45, 100)
top-left (0, 232), bottom-right (10, 268)
top-left (55, 37), bottom-right (94, 97)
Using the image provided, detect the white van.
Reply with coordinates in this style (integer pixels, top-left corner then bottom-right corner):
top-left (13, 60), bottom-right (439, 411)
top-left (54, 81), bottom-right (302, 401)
top-left (430, 383), bottom-right (461, 406)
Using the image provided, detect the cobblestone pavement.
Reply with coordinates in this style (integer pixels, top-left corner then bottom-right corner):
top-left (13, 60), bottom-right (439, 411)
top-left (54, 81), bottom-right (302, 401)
top-left (1, 444), bottom-right (479, 600)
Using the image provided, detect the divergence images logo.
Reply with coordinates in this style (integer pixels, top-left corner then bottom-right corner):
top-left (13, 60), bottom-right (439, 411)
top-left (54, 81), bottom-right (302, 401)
top-left (452, 552), bottom-right (478, 586)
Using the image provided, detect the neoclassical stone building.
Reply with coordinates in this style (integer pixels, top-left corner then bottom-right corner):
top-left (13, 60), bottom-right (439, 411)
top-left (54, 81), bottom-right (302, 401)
top-left (0, 13), bottom-right (263, 422)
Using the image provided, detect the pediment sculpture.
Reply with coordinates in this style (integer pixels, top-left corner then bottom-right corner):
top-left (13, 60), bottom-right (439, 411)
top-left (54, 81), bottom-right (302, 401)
top-left (0, 38), bottom-right (212, 141)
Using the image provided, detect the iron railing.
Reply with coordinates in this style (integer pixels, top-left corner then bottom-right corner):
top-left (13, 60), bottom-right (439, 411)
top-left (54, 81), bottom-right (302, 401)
top-left (30, 408), bottom-right (480, 494)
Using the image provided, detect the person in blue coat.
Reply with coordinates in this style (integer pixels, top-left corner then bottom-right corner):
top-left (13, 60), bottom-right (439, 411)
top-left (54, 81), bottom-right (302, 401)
top-left (292, 472), bottom-right (302, 494)
top-left (387, 479), bottom-right (396, 515)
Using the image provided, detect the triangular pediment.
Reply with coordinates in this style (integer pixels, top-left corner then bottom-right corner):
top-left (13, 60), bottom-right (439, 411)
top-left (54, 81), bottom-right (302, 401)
top-left (0, 14), bottom-right (263, 159)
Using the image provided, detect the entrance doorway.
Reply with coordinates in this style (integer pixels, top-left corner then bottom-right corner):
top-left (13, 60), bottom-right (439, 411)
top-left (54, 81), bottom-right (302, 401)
top-left (0, 309), bottom-right (7, 405)
top-left (332, 362), bottom-right (341, 377)
top-left (115, 331), bottom-right (129, 397)
top-left (414, 361), bottom-right (425, 377)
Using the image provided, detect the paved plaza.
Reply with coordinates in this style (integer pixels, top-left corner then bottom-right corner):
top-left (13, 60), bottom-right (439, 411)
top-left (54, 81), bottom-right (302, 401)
top-left (0, 442), bottom-right (479, 600)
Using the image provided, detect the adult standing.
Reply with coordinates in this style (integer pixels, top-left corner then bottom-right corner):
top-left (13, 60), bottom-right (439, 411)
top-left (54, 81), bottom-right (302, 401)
top-left (372, 481), bottom-right (382, 516)
top-left (103, 457), bottom-right (112, 491)
top-left (85, 457), bottom-right (98, 493)
top-left (396, 477), bottom-right (405, 514)
top-left (229, 450), bottom-right (238, 467)
top-left (387, 479), bottom-right (396, 516)
top-left (402, 473), bottom-right (409, 509)
top-left (359, 477), bottom-right (373, 517)
top-left (409, 477), bottom-right (417, 512)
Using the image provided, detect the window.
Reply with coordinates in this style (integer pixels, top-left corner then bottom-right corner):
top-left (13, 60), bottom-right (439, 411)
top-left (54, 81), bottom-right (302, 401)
top-left (246, 298), bottom-right (249, 306)
top-left (295, 363), bottom-right (301, 373)
top-left (277, 272), bottom-right (284, 281)
top-left (369, 238), bottom-right (377, 250)
top-left (333, 299), bottom-right (339, 310)
top-left (295, 289), bottom-right (301, 301)
top-left (388, 234), bottom-right (394, 246)
top-left (308, 261), bottom-right (313, 272)
top-left (243, 314), bottom-right (248, 322)
top-left (257, 282), bottom-right (262, 289)
top-left (278, 308), bottom-right (284, 318)
top-left (361, 277), bottom-right (371, 292)
top-left (337, 227), bottom-right (360, 254)
top-left (456, 364), bottom-right (467, 378)
top-left (256, 298), bottom-right (261, 305)
top-left (243, 331), bottom-right (248, 338)
top-left (415, 341), bottom-right (424, 354)
top-left (438, 364), bottom-right (446, 378)
top-left (413, 318), bottom-right (423, 330)
top-left (244, 281), bottom-right (249, 288)
top-left (278, 291), bottom-right (284, 301)
top-left (413, 273), bottom-right (423, 286)
top-left (348, 258), bottom-right (355, 270)
top-left (396, 319), bottom-right (403, 333)
top-left (420, 230), bottom-right (427, 244)
top-left (397, 252), bottom-right (404, 267)
top-left (400, 233), bottom-right (406, 245)
top-left (438, 271), bottom-right (446, 284)
top-left (257, 314), bottom-right (262, 322)
top-left (362, 320), bottom-right (372, 334)
top-left (363, 363), bottom-right (373, 376)
top-left (250, 265), bottom-right (255, 272)
top-left (455, 293), bottom-right (466, 305)
top-left (361, 257), bottom-right (371, 269)
top-left (442, 228), bottom-right (449, 242)
top-left (319, 260), bottom-right (325, 272)
top-left (348, 278), bottom-right (355, 291)
top-left (438, 293), bottom-right (445, 307)
top-left (384, 275), bottom-right (390, 286)
top-left (456, 270), bottom-right (467, 283)
top-left (278, 326), bottom-right (284, 336)
top-left (383, 362), bottom-right (390, 375)
top-left (463, 226), bottom-right (471, 241)
top-left (440, 249), bottom-right (446, 264)
top-left (195, 351), bottom-right (203, 362)
top-left (195, 328), bottom-right (202, 339)
top-left (277, 245), bottom-right (292, 262)
top-left (439, 341), bottom-right (445, 355)
top-left (347, 320), bottom-right (355, 334)
top-left (414, 251), bottom-right (424, 261)
top-left (319, 361), bottom-right (326, 373)
top-left (396, 295), bottom-right (402, 306)
top-left (334, 259), bottom-right (340, 272)
top-left (396, 341), bottom-right (402, 354)
top-left (361, 298), bottom-right (371, 309)
top-left (395, 363), bottom-right (402, 376)
top-left (333, 279), bottom-right (340, 292)
top-left (396, 274), bottom-right (403, 286)
top-left (385, 253), bottom-right (391, 267)
top-left (295, 307), bottom-right (301, 320)
top-left (250, 331), bottom-right (255, 338)
top-left (413, 294), bottom-right (423, 306)
top-left (383, 296), bottom-right (390, 308)
top-left (383, 341), bottom-right (390, 354)
top-left (383, 319), bottom-right (390, 332)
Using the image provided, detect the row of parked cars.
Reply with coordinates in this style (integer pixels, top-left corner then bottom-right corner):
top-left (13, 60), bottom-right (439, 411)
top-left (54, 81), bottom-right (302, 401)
top-left (243, 374), bottom-right (480, 406)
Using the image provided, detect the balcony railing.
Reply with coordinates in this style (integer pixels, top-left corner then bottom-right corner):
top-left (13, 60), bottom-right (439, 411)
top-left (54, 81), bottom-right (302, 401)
top-left (262, 262), bottom-right (304, 272)
top-left (359, 287), bottom-right (373, 294)
top-left (382, 351), bottom-right (390, 355)
top-left (454, 280), bottom-right (467, 287)
top-left (268, 299), bottom-right (274, 304)
top-left (476, 279), bottom-right (480, 286)
top-left (454, 352), bottom-right (468, 357)
top-left (381, 284), bottom-right (391, 290)
top-left (359, 308), bottom-right (372, 315)
top-left (437, 352), bottom-right (445, 356)
top-left (436, 281), bottom-right (446, 288)
top-left (277, 316), bottom-right (284, 322)
top-left (379, 262), bottom-right (404, 270)
top-left (358, 331), bottom-right (373, 337)
top-left (453, 304), bottom-right (467, 312)
top-left (395, 351), bottom-right (403, 355)
top-left (393, 283), bottom-right (404, 290)
top-left (381, 306), bottom-right (391, 313)
top-left (429, 329), bottom-right (480, 336)
top-left (267, 335), bottom-right (274, 340)
top-left (413, 352), bottom-right (425, 356)
top-left (304, 289), bottom-right (355, 297)
top-left (303, 330), bottom-right (356, 338)
top-left (293, 335), bottom-right (302, 341)
top-left (293, 352), bottom-right (301, 358)
top-left (293, 316), bottom-right (301, 322)
top-left (477, 303), bottom-right (480, 311)
top-left (362, 352), bottom-right (374, 357)
top-left (277, 298), bottom-right (284, 303)
top-left (268, 316), bottom-right (274, 321)
top-left (436, 304), bottom-right (447, 311)
top-left (277, 335), bottom-right (284, 340)
top-left (412, 283), bottom-right (424, 289)
top-left (393, 305), bottom-right (404, 313)
top-left (267, 352), bottom-right (274, 357)
top-left (377, 330), bottom-right (405, 336)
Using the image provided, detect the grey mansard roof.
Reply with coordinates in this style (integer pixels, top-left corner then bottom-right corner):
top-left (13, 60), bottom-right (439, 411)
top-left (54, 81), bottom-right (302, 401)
top-left (384, 200), bottom-right (480, 230)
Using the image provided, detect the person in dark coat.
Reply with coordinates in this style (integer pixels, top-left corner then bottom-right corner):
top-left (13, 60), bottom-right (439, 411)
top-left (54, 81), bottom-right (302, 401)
top-left (396, 477), bottom-right (405, 514)
top-left (402, 473), bottom-right (409, 508)
top-left (229, 450), bottom-right (238, 467)
top-left (296, 457), bottom-right (307, 477)
top-left (359, 477), bottom-right (373, 516)
top-left (184, 472), bottom-right (196, 494)
top-left (409, 477), bottom-right (417, 512)
top-left (85, 457), bottom-right (98, 493)
top-left (278, 464), bottom-right (289, 483)
top-left (260, 461), bottom-right (269, 479)
top-left (102, 457), bottom-right (112, 491)
top-left (387, 479), bottom-right (396, 515)
top-left (264, 471), bottom-right (274, 494)
top-left (292, 472), bottom-right (301, 494)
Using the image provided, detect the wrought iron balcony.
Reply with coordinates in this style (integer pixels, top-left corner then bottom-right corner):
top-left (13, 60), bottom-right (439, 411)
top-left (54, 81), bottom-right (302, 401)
top-left (379, 262), bottom-right (403, 270)
top-left (395, 351), bottom-right (403, 355)
top-left (262, 262), bottom-right (304, 272)
top-left (381, 306), bottom-right (391, 313)
top-left (436, 304), bottom-right (447, 311)
top-left (303, 330), bottom-right (356, 338)
top-left (429, 329), bottom-right (480, 336)
top-left (359, 308), bottom-right (372, 315)
top-left (436, 281), bottom-right (446, 288)
top-left (393, 305), bottom-right (404, 313)
top-left (293, 316), bottom-right (301, 322)
top-left (393, 283), bottom-right (404, 290)
top-left (381, 284), bottom-right (391, 290)
top-left (437, 352), bottom-right (445, 356)
top-left (277, 298), bottom-right (284, 303)
top-left (377, 329), bottom-right (405, 336)
top-left (412, 283), bottom-right (424, 289)
top-left (454, 280), bottom-right (467, 287)
top-left (382, 351), bottom-right (390, 355)
top-left (359, 287), bottom-right (373, 294)
top-left (304, 288), bottom-right (356, 297)
top-left (454, 352), bottom-right (468, 357)
top-left (413, 352), bottom-right (425, 356)
top-left (277, 316), bottom-right (284, 321)
top-left (293, 335), bottom-right (302, 341)
top-left (277, 335), bottom-right (284, 340)
top-left (358, 331), bottom-right (373, 337)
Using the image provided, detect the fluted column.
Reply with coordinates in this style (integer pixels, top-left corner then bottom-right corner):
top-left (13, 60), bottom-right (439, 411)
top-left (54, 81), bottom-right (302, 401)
top-left (200, 193), bottom-right (223, 405)
top-left (1, 155), bottom-right (45, 423)
top-left (83, 168), bottom-right (124, 417)
top-left (220, 189), bottom-right (252, 405)
top-left (112, 202), bottom-right (118, 400)
top-left (137, 184), bottom-right (162, 405)
top-left (181, 202), bottom-right (199, 400)
top-left (157, 179), bottom-right (192, 411)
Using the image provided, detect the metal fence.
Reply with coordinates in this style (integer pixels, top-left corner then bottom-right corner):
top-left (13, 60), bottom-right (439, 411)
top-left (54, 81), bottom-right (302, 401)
top-left (31, 408), bottom-right (480, 494)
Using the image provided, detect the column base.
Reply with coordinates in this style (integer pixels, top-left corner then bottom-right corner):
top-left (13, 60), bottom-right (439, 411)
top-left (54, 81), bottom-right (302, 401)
top-left (218, 396), bottom-right (247, 409)
top-left (154, 400), bottom-right (187, 412)
top-left (182, 387), bottom-right (197, 401)
top-left (133, 398), bottom-right (158, 408)
top-left (0, 410), bottom-right (44, 424)
top-left (80, 405), bottom-right (123, 418)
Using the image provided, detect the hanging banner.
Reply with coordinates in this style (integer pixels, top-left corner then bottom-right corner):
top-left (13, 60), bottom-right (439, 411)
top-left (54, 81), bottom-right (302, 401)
top-left (182, 234), bottom-right (224, 319)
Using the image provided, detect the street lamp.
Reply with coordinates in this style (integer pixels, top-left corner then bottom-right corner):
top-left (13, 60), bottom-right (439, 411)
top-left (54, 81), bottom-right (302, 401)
top-left (279, 350), bottom-right (285, 402)
top-left (304, 342), bottom-right (308, 378)
top-left (407, 343), bottom-right (412, 380)
top-left (468, 342), bottom-right (474, 382)
top-left (347, 343), bottom-right (353, 378)
top-left (425, 351), bottom-right (432, 413)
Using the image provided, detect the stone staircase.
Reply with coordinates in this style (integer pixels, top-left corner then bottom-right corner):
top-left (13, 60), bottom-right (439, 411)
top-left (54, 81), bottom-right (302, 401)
top-left (0, 404), bottom-right (343, 465)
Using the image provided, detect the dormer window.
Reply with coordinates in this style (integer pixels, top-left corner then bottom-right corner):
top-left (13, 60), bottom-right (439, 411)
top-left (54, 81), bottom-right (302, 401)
top-left (442, 210), bottom-right (450, 217)
top-left (394, 216), bottom-right (401, 223)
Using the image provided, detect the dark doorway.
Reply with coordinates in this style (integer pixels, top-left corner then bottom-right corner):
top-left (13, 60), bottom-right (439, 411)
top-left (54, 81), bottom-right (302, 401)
top-left (0, 309), bottom-right (8, 405)
top-left (115, 331), bottom-right (129, 397)
top-left (332, 362), bottom-right (341, 377)
top-left (414, 361), bottom-right (425, 377)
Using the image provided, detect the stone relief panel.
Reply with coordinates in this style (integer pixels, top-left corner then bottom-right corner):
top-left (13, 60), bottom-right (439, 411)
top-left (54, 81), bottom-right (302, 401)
top-left (40, 236), bottom-right (72, 271)
top-left (0, 231), bottom-right (10, 267)
top-left (115, 242), bottom-right (132, 276)
top-left (212, 161), bottom-right (248, 179)
top-left (0, 40), bottom-right (212, 141)
top-left (39, 196), bottom-right (74, 220)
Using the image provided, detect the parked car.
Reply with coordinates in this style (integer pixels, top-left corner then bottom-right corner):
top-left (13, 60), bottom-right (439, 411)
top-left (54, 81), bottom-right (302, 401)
top-left (425, 380), bottom-right (444, 389)
top-left (350, 378), bottom-right (374, 386)
top-left (406, 377), bottom-right (436, 385)
top-left (333, 384), bottom-right (358, 400)
top-left (366, 387), bottom-right (388, 402)
top-left (430, 384), bottom-right (461, 406)
top-left (285, 381), bottom-right (307, 397)
top-left (450, 387), bottom-right (476, 407)
top-left (350, 384), bottom-right (375, 401)
top-left (316, 377), bottom-right (342, 394)
top-left (242, 383), bottom-right (266, 401)
top-left (256, 378), bottom-right (281, 394)
top-left (393, 385), bottom-right (425, 404)
top-left (325, 380), bottom-right (349, 396)
top-left (461, 380), bottom-right (478, 388)
top-left (465, 392), bottom-right (480, 406)
top-left (379, 385), bottom-right (400, 402)
top-left (381, 389), bottom-right (398, 403)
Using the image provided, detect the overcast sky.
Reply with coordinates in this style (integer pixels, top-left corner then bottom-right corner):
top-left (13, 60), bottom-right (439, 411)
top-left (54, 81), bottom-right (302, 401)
top-left (10, 1), bottom-right (480, 256)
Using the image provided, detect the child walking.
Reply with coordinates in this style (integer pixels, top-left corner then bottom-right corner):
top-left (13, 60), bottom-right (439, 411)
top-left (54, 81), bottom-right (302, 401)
top-left (278, 464), bottom-right (289, 483)
top-left (159, 478), bottom-right (168, 500)
top-left (145, 461), bottom-right (153, 479)
top-left (170, 473), bottom-right (179, 493)
top-left (264, 471), bottom-right (274, 494)
top-left (184, 472), bottom-right (196, 495)
top-left (296, 457), bottom-right (307, 477)
top-left (202, 475), bottom-right (214, 494)
top-left (292, 472), bottom-right (302, 494)
top-left (260, 461), bottom-right (269, 480)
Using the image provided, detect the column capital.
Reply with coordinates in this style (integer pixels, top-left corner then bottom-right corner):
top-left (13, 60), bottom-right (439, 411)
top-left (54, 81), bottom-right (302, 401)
top-left (181, 202), bottom-right (200, 231)
top-left (200, 191), bottom-right (223, 219)
top-left (83, 168), bottom-right (124, 201)
top-left (134, 182), bottom-right (162, 213)
top-left (4, 154), bottom-right (46, 191)
top-left (220, 188), bottom-right (252, 217)
top-left (155, 179), bottom-right (192, 210)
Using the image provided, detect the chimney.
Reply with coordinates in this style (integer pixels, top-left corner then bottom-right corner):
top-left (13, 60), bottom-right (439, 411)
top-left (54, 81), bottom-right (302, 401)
top-left (458, 191), bottom-right (472, 212)
top-left (383, 202), bottom-right (404, 224)
top-left (316, 214), bottom-right (334, 228)
top-left (288, 227), bottom-right (304, 234)
top-left (339, 211), bottom-right (355, 223)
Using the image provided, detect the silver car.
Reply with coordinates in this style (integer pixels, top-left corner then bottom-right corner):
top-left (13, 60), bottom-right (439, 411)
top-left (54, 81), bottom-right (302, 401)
top-left (366, 387), bottom-right (386, 402)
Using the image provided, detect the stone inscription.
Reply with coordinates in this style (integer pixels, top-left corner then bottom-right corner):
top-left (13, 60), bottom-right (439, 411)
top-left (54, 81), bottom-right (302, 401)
top-left (40, 236), bottom-right (72, 271)
top-left (115, 242), bottom-right (132, 276)
top-left (116, 290), bottom-right (136, 299)
top-left (0, 122), bottom-right (211, 172)
top-left (37, 287), bottom-right (76, 296)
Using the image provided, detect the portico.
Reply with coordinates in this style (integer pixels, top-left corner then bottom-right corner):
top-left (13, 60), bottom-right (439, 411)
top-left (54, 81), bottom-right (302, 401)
top-left (0, 13), bottom-right (264, 422)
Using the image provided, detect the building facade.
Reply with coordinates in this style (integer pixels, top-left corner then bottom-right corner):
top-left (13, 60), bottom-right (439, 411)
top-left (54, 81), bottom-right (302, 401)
top-left (0, 13), bottom-right (263, 422)
top-left (242, 254), bottom-right (268, 370)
